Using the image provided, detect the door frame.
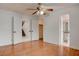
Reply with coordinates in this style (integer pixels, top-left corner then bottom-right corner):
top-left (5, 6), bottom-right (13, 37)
top-left (39, 24), bottom-right (43, 40)
top-left (59, 14), bottom-right (70, 47)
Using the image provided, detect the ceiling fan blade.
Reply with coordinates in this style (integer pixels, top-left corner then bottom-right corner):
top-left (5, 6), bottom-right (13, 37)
top-left (37, 3), bottom-right (42, 11)
top-left (36, 5), bottom-right (40, 11)
top-left (32, 11), bottom-right (38, 15)
top-left (47, 9), bottom-right (53, 11)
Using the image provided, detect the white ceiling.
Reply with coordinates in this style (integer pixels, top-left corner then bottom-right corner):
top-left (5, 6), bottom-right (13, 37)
top-left (0, 3), bottom-right (78, 15)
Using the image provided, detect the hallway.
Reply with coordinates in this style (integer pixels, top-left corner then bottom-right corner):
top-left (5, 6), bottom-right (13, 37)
top-left (0, 40), bottom-right (79, 56)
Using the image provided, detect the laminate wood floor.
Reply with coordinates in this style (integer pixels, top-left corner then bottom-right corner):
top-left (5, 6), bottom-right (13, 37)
top-left (0, 40), bottom-right (79, 56)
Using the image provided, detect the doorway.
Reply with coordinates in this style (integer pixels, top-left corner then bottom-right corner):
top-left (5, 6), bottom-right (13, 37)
top-left (59, 14), bottom-right (70, 47)
top-left (38, 16), bottom-right (44, 41)
top-left (39, 24), bottom-right (43, 40)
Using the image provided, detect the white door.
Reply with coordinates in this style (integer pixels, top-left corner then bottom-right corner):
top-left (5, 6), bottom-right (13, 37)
top-left (59, 14), bottom-right (70, 47)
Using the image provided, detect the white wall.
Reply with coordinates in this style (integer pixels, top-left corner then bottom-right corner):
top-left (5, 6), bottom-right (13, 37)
top-left (0, 9), bottom-right (39, 46)
top-left (0, 10), bottom-right (12, 46)
top-left (22, 15), bottom-right (39, 41)
top-left (0, 9), bottom-right (22, 46)
top-left (38, 16), bottom-right (44, 25)
top-left (44, 11), bottom-right (59, 44)
top-left (69, 7), bottom-right (79, 50)
top-left (31, 16), bottom-right (39, 40)
top-left (44, 6), bottom-right (79, 50)
top-left (13, 14), bottom-right (22, 44)
top-left (22, 16), bottom-right (31, 42)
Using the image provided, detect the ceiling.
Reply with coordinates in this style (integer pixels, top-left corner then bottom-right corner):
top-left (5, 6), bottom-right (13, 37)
top-left (0, 3), bottom-right (78, 15)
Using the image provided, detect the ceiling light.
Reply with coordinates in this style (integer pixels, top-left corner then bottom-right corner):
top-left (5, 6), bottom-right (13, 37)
top-left (37, 11), bottom-right (44, 15)
top-left (40, 11), bottom-right (44, 15)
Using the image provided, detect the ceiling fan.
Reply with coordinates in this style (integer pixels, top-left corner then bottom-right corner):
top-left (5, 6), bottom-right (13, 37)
top-left (26, 3), bottom-right (53, 15)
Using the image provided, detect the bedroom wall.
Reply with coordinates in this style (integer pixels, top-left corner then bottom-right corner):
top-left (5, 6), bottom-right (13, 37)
top-left (22, 15), bottom-right (39, 41)
top-left (44, 6), bottom-right (79, 50)
top-left (0, 9), bottom-right (22, 46)
top-left (44, 10), bottom-right (59, 44)
top-left (0, 9), bottom-right (39, 46)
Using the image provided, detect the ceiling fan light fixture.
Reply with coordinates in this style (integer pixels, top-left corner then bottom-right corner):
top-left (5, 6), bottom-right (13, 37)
top-left (37, 11), bottom-right (44, 15)
top-left (40, 11), bottom-right (44, 15)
